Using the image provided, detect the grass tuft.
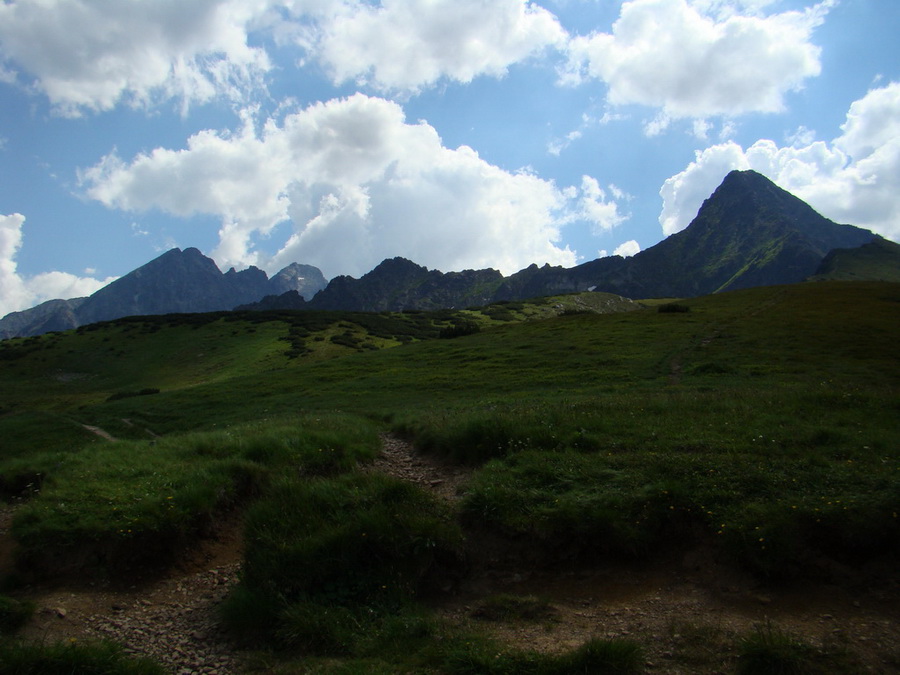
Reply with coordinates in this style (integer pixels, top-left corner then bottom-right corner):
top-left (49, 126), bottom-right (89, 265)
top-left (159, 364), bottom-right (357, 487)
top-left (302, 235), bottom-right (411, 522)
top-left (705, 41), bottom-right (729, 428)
top-left (222, 472), bottom-right (463, 650)
top-left (0, 639), bottom-right (165, 674)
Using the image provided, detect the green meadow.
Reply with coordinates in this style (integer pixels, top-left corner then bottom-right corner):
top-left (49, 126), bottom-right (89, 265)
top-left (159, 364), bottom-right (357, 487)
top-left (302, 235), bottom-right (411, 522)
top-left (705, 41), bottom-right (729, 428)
top-left (0, 281), bottom-right (898, 672)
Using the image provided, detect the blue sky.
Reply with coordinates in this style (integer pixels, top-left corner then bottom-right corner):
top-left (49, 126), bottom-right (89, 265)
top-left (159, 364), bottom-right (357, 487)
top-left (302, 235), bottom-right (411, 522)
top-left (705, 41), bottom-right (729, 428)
top-left (1, 0), bottom-right (899, 316)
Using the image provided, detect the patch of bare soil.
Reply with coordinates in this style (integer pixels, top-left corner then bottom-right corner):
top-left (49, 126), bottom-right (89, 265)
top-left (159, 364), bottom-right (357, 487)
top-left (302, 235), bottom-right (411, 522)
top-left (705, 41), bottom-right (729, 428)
top-left (10, 512), bottom-right (245, 675)
top-left (4, 436), bottom-right (899, 673)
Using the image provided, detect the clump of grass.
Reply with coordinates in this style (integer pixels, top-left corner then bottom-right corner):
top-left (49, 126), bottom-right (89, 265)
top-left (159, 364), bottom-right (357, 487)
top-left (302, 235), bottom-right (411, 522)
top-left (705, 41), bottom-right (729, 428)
top-left (277, 601), bottom-right (363, 655)
top-left (736, 622), bottom-right (823, 674)
top-left (222, 472), bottom-right (463, 651)
top-left (441, 635), bottom-right (643, 674)
top-left (668, 620), bottom-right (733, 669)
top-left (471, 594), bottom-right (557, 623)
top-left (10, 414), bottom-right (381, 581)
top-left (0, 595), bottom-right (34, 635)
top-left (0, 639), bottom-right (165, 675)
top-left (460, 449), bottom-right (694, 559)
top-left (737, 621), bottom-right (859, 675)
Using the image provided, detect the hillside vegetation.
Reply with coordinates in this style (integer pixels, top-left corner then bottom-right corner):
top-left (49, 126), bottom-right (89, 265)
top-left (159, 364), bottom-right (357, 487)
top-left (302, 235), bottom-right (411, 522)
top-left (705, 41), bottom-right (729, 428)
top-left (0, 282), bottom-right (898, 673)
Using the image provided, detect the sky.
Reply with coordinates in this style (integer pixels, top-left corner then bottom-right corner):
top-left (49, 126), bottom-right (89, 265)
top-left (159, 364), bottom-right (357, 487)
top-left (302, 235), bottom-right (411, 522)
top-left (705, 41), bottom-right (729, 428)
top-left (1, 0), bottom-right (899, 317)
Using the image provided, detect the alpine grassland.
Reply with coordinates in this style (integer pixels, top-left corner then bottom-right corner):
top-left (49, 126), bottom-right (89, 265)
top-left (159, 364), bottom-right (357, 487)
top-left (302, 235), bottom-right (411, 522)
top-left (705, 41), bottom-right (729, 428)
top-left (0, 281), bottom-right (898, 671)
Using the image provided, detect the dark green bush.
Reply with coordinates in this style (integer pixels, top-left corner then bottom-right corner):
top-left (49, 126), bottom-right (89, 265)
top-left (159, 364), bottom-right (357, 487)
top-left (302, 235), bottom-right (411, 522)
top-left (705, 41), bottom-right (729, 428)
top-left (439, 320), bottom-right (481, 339)
top-left (658, 303), bottom-right (691, 313)
top-left (105, 388), bottom-right (160, 402)
top-left (0, 596), bottom-right (33, 635)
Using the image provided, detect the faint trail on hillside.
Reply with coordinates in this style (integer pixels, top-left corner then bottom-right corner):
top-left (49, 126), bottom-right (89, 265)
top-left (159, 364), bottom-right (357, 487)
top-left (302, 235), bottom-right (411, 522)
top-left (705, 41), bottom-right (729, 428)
top-left (371, 434), bottom-right (471, 502)
top-left (81, 424), bottom-right (117, 442)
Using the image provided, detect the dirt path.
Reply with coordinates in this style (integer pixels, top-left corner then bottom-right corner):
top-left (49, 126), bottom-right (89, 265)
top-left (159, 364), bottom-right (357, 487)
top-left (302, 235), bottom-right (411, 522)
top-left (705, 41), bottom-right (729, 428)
top-left (81, 424), bottom-right (117, 442)
top-left (7, 435), bottom-right (900, 673)
top-left (369, 433), bottom-right (471, 501)
top-left (14, 513), bottom-right (244, 674)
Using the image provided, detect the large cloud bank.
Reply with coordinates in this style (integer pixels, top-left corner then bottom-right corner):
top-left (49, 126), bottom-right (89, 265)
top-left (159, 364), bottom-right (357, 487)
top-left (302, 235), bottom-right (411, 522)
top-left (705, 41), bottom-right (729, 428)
top-left (0, 214), bottom-right (114, 316)
top-left (81, 94), bottom-right (629, 277)
top-left (0, 0), bottom-right (564, 113)
top-left (1, 0), bottom-right (830, 120)
top-left (0, 0), bottom-right (273, 115)
top-left (660, 82), bottom-right (900, 240)
top-left (563, 0), bottom-right (832, 121)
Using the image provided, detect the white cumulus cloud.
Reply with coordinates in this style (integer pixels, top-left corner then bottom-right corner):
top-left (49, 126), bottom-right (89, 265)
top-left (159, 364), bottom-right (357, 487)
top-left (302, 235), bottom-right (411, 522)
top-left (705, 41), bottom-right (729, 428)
top-left (0, 0), bottom-right (274, 115)
top-left (82, 93), bottom-right (579, 278)
top-left (613, 239), bottom-right (640, 257)
top-left (564, 0), bottom-right (830, 120)
top-left (577, 176), bottom-right (629, 233)
top-left (0, 213), bottom-right (115, 317)
top-left (659, 82), bottom-right (900, 241)
top-left (0, 0), bottom-right (569, 111)
top-left (293, 0), bottom-right (567, 93)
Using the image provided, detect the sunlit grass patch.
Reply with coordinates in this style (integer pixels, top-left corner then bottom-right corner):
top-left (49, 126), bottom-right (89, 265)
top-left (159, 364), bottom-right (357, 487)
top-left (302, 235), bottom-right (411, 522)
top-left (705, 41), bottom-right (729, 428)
top-left (9, 414), bottom-right (380, 581)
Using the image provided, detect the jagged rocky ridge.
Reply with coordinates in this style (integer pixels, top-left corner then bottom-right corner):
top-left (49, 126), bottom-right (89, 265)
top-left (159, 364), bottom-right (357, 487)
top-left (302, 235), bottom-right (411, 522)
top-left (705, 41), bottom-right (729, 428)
top-left (0, 250), bottom-right (327, 338)
top-left (2, 170), bottom-right (889, 337)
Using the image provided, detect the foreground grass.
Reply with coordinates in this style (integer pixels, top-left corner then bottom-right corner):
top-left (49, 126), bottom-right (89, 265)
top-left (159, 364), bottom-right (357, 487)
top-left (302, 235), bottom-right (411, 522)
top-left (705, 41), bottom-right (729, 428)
top-left (7, 414), bottom-right (380, 580)
top-left (0, 639), bottom-right (165, 675)
top-left (0, 281), bottom-right (897, 671)
top-left (397, 383), bottom-right (899, 577)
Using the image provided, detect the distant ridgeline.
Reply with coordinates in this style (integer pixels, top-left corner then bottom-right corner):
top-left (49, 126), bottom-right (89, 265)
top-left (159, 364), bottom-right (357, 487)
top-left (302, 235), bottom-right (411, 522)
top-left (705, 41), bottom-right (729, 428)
top-left (3, 170), bottom-right (897, 338)
top-left (1, 250), bottom-right (328, 339)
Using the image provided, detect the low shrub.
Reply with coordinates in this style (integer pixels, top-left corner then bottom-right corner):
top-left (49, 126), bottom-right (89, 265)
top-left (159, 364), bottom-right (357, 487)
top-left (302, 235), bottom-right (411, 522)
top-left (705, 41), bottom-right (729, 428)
top-left (0, 596), bottom-right (33, 635)
top-left (658, 303), bottom-right (691, 313)
top-left (439, 320), bottom-right (481, 339)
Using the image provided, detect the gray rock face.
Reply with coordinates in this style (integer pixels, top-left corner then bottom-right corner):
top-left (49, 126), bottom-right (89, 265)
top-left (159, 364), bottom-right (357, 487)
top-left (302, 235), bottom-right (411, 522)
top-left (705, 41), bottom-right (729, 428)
top-left (75, 248), bottom-right (272, 325)
top-left (268, 263), bottom-right (328, 299)
top-left (0, 297), bottom-right (85, 339)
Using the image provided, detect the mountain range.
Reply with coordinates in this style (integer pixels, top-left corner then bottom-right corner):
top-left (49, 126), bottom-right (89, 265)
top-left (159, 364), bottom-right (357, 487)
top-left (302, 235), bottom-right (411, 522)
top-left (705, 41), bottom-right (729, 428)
top-left (0, 252), bottom-right (327, 338)
top-left (2, 170), bottom-right (895, 338)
